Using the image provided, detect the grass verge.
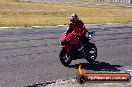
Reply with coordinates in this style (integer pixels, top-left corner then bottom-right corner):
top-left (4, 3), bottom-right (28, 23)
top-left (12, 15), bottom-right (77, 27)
top-left (0, 0), bottom-right (132, 27)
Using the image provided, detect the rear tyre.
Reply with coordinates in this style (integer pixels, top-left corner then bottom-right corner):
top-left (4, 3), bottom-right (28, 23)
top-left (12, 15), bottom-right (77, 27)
top-left (59, 48), bottom-right (72, 67)
top-left (86, 43), bottom-right (97, 63)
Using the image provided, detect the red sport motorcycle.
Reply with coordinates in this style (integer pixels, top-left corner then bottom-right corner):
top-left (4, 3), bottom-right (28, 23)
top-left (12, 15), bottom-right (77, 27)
top-left (59, 30), bottom-right (97, 67)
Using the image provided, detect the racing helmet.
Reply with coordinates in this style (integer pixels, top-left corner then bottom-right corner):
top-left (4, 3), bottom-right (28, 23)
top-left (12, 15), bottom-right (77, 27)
top-left (70, 14), bottom-right (79, 24)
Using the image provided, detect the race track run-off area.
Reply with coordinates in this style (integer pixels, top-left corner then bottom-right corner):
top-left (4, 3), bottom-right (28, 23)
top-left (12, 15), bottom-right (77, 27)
top-left (0, 23), bottom-right (132, 87)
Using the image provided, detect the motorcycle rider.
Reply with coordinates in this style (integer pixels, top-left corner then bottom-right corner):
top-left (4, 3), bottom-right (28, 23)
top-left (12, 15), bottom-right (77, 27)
top-left (65, 14), bottom-right (88, 54)
top-left (66, 14), bottom-right (88, 44)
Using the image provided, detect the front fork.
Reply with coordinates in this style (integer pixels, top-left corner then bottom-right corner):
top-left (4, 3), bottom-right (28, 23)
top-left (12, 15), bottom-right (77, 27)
top-left (62, 44), bottom-right (79, 59)
top-left (62, 45), bottom-right (73, 56)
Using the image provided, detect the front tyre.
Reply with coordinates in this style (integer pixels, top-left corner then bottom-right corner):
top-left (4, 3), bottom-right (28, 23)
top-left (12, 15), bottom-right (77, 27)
top-left (86, 43), bottom-right (97, 63)
top-left (59, 48), bottom-right (72, 67)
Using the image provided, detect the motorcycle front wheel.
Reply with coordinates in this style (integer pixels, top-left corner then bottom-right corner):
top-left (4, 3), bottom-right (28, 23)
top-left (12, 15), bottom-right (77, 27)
top-left (59, 48), bottom-right (72, 67)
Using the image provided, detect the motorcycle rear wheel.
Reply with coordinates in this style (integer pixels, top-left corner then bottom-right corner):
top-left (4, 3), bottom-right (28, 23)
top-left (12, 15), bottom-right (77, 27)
top-left (86, 43), bottom-right (97, 63)
top-left (59, 48), bottom-right (72, 67)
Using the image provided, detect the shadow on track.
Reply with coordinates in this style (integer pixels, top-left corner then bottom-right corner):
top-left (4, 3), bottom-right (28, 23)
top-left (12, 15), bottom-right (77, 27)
top-left (68, 61), bottom-right (122, 72)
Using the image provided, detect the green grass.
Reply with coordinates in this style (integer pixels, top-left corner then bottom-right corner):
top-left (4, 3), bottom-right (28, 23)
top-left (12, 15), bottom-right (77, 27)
top-left (0, 0), bottom-right (132, 27)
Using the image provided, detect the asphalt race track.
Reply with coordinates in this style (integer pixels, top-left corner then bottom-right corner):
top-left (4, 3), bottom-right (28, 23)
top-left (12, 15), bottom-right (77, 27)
top-left (0, 24), bottom-right (132, 87)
